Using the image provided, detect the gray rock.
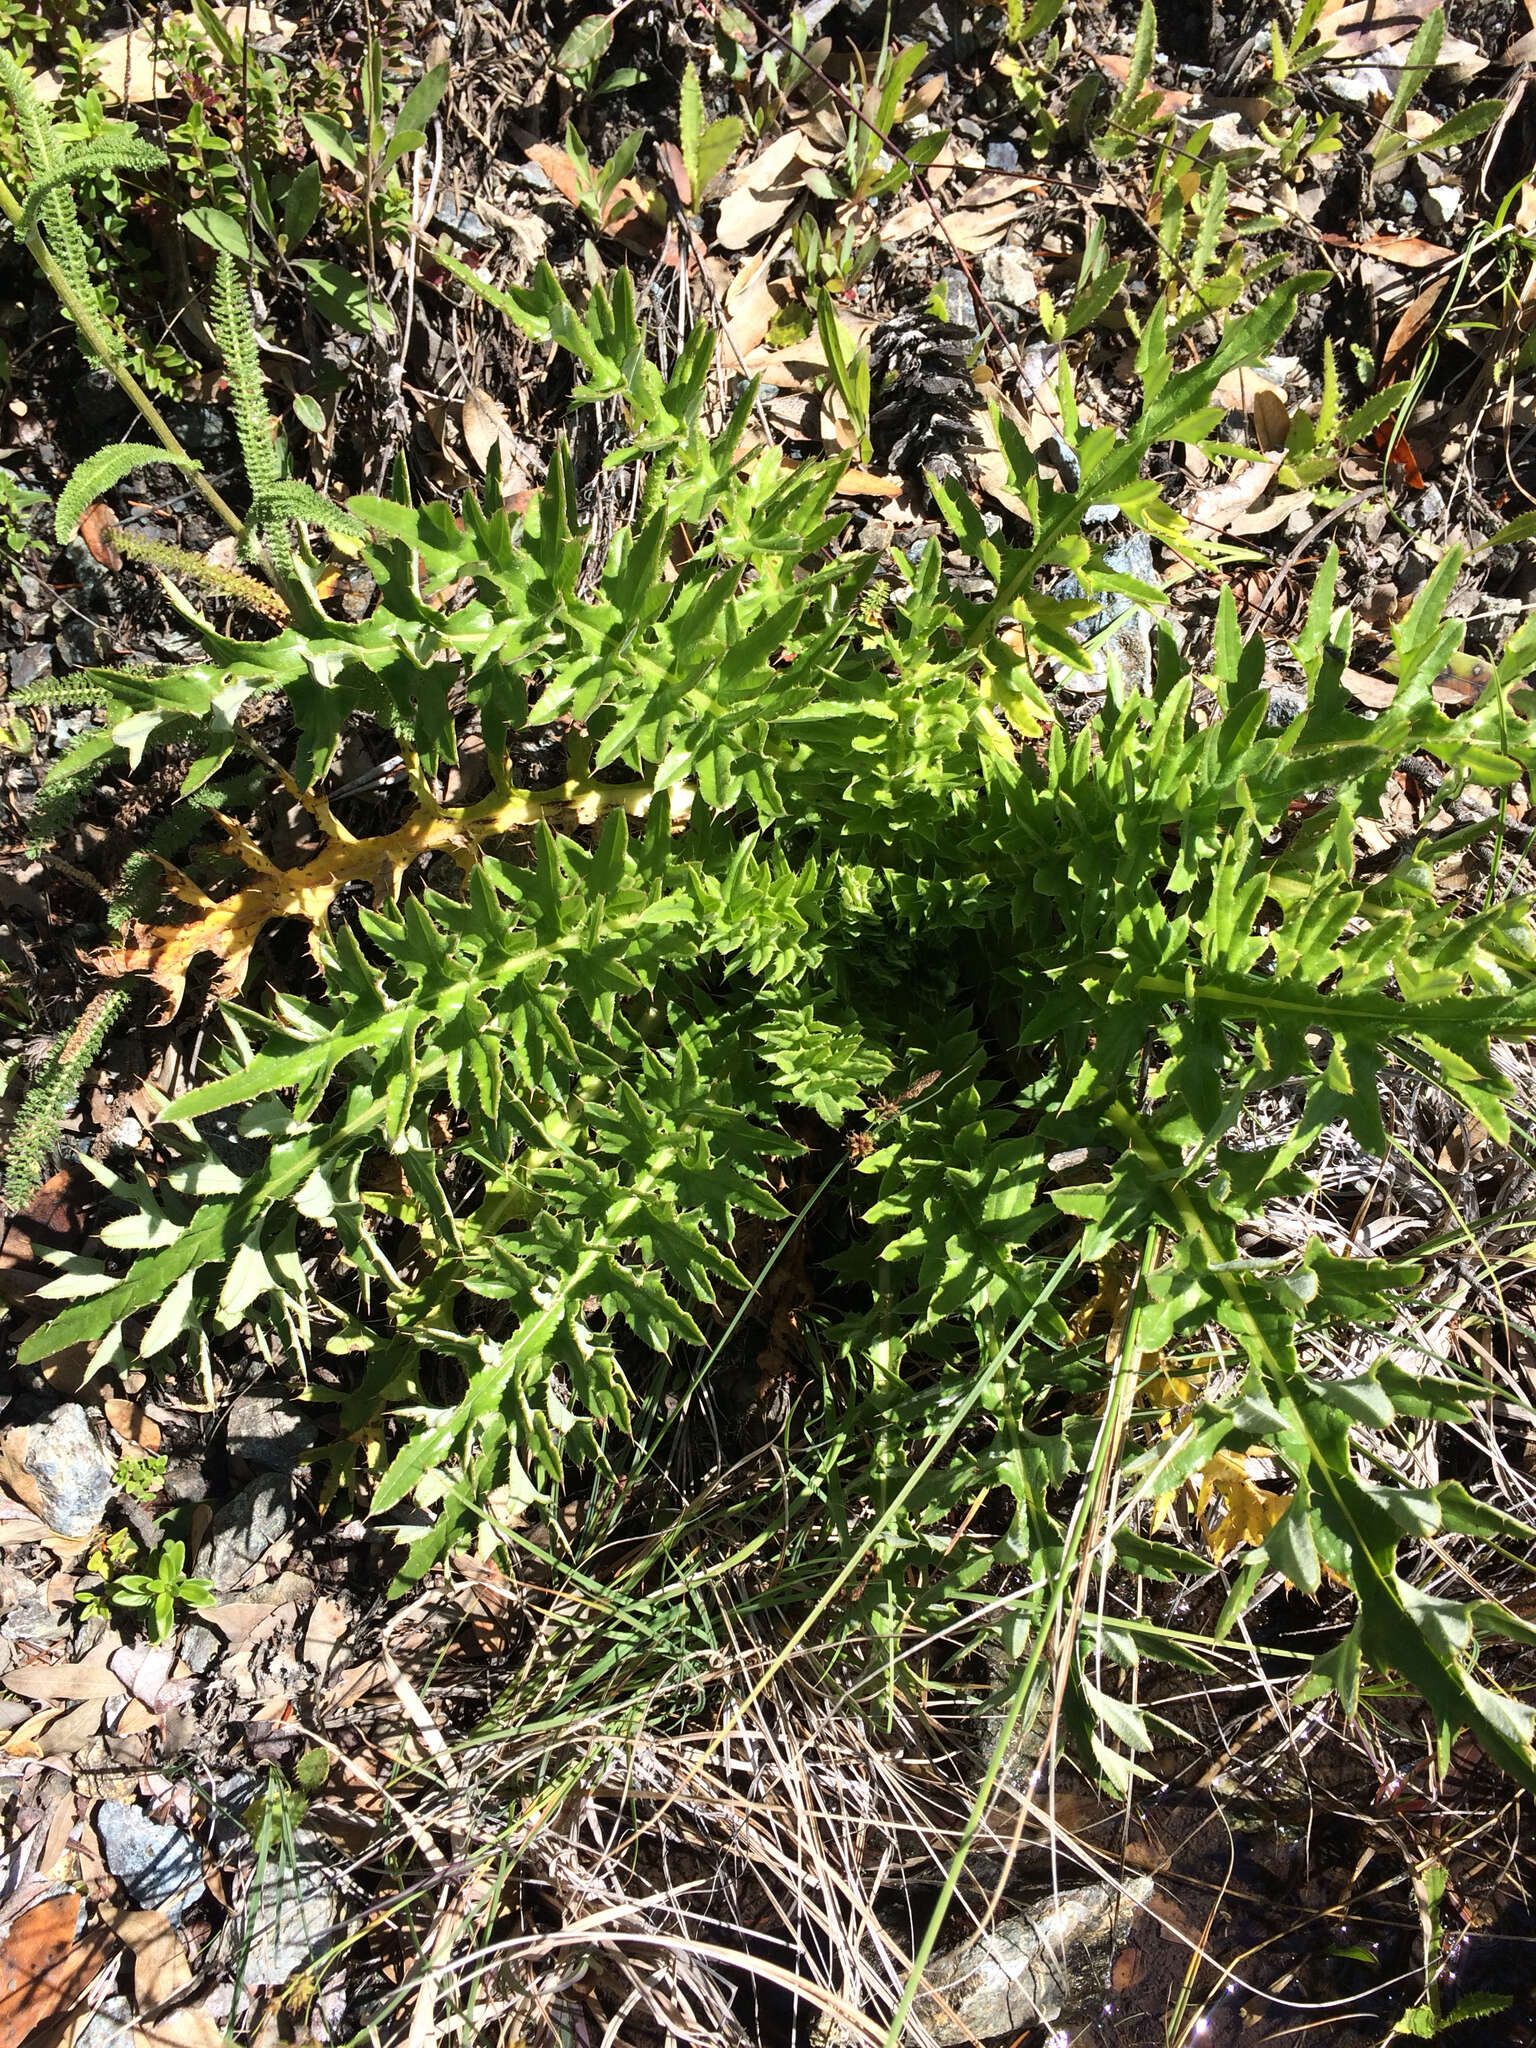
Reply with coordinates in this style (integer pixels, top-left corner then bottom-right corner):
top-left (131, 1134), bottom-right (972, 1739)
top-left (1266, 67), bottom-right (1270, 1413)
top-left (1401, 482), bottom-right (1447, 535)
top-left (915, 1876), bottom-right (1155, 2042)
top-left (1421, 181), bottom-right (1461, 230)
top-left (939, 269), bottom-right (978, 333)
top-left (205, 1771), bottom-right (263, 1851)
top-left (179, 1623), bottom-right (221, 1674)
top-left (432, 199), bottom-right (492, 247)
top-left (226, 1395), bottom-right (318, 1472)
top-left (979, 244), bottom-right (1037, 314)
top-left (18, 1404), bottom-right (115, 1537)
top-left (235, 1830), bottom-right (340, 1988)
top-left (54, 615), bottom-right (114, 670)
top-left (163, 403), bottom-right (231, 455)
top-left (985, 138), bottom-right (1021, 172)
top-left (95, 1801), bottom-right (205, 1916)
top-left (1052, 529), bottom-right (1161, 695)
top-left (7, 642), bottom-right (52, 693)
top-left (203, 1475), bottom-right (294, 1593)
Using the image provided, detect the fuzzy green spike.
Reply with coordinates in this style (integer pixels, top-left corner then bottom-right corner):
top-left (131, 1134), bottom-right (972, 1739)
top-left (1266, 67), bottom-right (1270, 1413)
top-left (210, 255), bottom-right (278, 502)
top-left (112, 528), bottom-right (289, 622)
top-left (2, 989), bottom-right (128, 1210)
top-left (0, 49), bottom-right (119, 358)
top-left (17, 136), bottom-right (168, 240)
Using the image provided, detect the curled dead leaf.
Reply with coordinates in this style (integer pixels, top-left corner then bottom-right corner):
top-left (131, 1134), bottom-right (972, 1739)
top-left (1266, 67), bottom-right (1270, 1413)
top-left (1252, 387), bottom-right (1292, 454)
top-left (1317, 0), bottom-right (1434, 62)
top-left (97, 1903), bottom-right (193, 2008)
top-left (78, 502), bottom-right (123, 571)
top-left (459, 388), bottom-right (521, 490)
top-left (103, 1399), bottom-right (162, 1453)
top-left (1184, 453), bottom-right (1281, 537)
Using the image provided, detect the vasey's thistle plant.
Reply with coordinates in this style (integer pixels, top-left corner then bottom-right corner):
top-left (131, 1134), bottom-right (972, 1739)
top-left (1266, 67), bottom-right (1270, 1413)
top-left (8, 45), bottom-right (1536, 1789)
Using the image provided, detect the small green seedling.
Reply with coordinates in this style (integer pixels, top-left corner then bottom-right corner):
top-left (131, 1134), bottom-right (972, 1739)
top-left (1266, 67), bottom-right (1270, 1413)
top-left (108, 1540), bottom-right (216, 1641)
top-left (113, 1450), bottom-right (169, 1502)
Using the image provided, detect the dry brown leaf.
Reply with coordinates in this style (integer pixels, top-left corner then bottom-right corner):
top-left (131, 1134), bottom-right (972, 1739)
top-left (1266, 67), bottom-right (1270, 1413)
top-left (972, 416), bottom-right (1032, 523)
top-left (1317, 0), bottom-right (1433, 62)
top-left (96, 781), bottom-right (695, 1023)
top-left (0, 1712), bottom-right (54, 1758)
top-left (721, 257), bottom-right (795, 358)
top-left (203, 1599), bottom-right (296, 1650)
top-left (134, 2010), bottom-right (225, 2048)
top-left (1089, 51), bottom-right (1191, 118)
top-left (1342, 667), bottom-right (1398, 708)
top-left (6, 1642), bottom-right (127, 1704)
top-left (1349, 232), bottom-right (1457, 267)
top-left (102, 1400), bottom-right (161, 1453)
top-left (1252, 387), bottom-right (1292, 453)
top-left (1433, 657), bottom-right (1495, 707)
top-left (97, 1905), bottom-right (192, 2008)
top-left (0, 1894), bottom-right (114, 2048)
top-left (522, 145), bottom-right (659, 245)
top-left (109, 1644), bottom-right (190, 1715)
top-left (37, 1792), bottom-right (78, 1881)
top-left (1185, 454), bottom-right (1282, 537)
top-left (714, 130), bottom-right (823, 249)
top-left (78, 503), bottom-right (123, 571)
top-left (1212, 366), bottom-right (1286, 414)
top-left (2, 1165), bottom-right (100, 1327)
top-left (0, 1507), bottom-right (70, 1551)
top-left (459, 390), bottom-right (515, 479)
top-left (936, 203), bottom-right (1024, 254)
top-left (878, 195), bottom-right (940, 243)
top-left (34, 7), bottom-right (285, 102)
top-left (302, 1596), bottom-right (350, 1685)
top-left (1381, 276), bottom-right (1449, 382)
top-left (1227, 487), bottom-right (1314, 535)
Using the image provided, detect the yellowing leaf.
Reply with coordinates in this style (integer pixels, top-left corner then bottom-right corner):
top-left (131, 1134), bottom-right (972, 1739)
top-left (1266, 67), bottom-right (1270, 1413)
top-left (94, 780), bottom-right (696, 1022)
top-left (1195, 1448), bottom-right (1290, 1562)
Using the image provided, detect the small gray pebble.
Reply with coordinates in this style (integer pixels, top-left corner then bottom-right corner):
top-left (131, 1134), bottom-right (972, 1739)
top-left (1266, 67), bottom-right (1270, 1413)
top-left (226, 1395), bottom-right (318, 1472)
top-left (203, 1475), bottom-right (294, 1593)
top-left (95, 1802), bottom-right (205, 1915)
top-left (179, 1623), bottom-right (221, 1675)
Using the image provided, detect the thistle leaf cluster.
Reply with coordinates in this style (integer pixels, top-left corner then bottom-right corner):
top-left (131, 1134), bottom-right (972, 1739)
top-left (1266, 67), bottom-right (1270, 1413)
top-left (18, 256), bottom-right (1536, 1790)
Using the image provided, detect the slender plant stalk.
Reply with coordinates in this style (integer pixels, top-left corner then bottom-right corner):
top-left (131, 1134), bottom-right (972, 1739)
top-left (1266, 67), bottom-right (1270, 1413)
top-left (0, 169), bottom-right (244, 539)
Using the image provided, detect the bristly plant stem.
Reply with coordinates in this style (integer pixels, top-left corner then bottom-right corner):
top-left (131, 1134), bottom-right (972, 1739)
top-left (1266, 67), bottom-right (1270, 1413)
top-left (0, 169), bottom-right (245, 541)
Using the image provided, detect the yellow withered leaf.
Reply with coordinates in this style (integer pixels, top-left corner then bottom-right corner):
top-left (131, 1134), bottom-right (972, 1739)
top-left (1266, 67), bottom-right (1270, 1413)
top-left (94, 779), bottom-right (694, 1022)
top-left (1194, 1448), bottom-right (1290, 1563)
